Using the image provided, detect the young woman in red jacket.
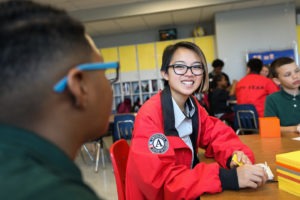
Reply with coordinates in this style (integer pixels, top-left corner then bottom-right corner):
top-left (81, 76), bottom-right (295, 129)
top-left (126, 41), bottom-right (267, 200)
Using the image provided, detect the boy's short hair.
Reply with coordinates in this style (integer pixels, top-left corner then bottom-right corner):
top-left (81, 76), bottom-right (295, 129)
top-left (247, 58), bottom-right (263, 73)
top-left (212, 59), bottom-right (224, 68)
top-left (270, 57), bottom-right (295, 78)
top-left (0, 0), bottom-right (91, 121)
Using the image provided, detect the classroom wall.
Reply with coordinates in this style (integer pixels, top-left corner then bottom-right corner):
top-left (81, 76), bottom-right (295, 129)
top-left (93, 22), bottom-right (214, 48)
top-left (215, 3), bottom-right (297, 81)
top-left (100, 35), bottom-right (216, 82)
top-left (94, 3), bottom-right (299, 83)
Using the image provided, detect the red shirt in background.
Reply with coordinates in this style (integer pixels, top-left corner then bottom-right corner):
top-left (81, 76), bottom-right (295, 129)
top-left (235, 74), bottom-right (279, 117)
top-left (117, 98), bottom-right (132, 113)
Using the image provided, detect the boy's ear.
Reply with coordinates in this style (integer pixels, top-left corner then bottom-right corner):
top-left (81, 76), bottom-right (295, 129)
top-left (67, 68), bottom-right (88, 108)
top-left (272, 77), bottom-right (281, 86)
top-left (246, 67), bottom-right (250, 74)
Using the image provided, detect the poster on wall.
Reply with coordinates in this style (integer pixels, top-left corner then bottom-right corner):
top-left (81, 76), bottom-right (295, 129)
top-left (247, 49), bottom-right (295, 65)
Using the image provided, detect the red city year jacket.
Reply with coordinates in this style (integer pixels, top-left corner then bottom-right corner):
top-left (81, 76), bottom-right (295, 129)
top-left (235, 73), bottom-right (279, 117)
top-left (126, 92), bottom-right (254, 200)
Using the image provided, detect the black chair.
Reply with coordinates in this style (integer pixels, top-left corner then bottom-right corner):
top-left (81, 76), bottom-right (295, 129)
top-left (233, 104), bottom-right (259, 135)
top-left (113, 114), bottom-right (135, 142)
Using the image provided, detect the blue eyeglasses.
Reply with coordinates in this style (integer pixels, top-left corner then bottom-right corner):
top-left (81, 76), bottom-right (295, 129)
top-left (53, 61), bottom-right (119, 93)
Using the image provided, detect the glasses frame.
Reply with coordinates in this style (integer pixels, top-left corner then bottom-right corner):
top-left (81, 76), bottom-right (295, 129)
top-left (169, 64), bottom-right (204, 76)
top-left (53, 61), bottom-right (119, 93)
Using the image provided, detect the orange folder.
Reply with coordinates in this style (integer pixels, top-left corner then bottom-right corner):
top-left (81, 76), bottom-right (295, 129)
top-left (259, 117), bottom-right (281, 138)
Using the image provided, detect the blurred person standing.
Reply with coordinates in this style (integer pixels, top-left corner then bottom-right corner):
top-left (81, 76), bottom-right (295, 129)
top-left (235, 58), bottom-right (278, 117)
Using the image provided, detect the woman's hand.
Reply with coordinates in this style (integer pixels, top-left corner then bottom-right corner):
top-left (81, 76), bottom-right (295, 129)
top-left (230, 151), bottom-right (252, 168)
top-left (236, 164), bottom-right (268, 188)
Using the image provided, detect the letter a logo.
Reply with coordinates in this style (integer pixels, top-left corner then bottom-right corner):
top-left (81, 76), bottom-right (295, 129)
top-left (148, 133), bottom-right (169, 154)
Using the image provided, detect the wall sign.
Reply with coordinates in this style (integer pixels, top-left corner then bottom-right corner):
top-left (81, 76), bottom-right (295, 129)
top-left (247, 49), bottom-right (295, 65)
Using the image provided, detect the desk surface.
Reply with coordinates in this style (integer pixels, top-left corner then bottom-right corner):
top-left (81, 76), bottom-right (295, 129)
top-left (201, 133), bottom-right (300, 200)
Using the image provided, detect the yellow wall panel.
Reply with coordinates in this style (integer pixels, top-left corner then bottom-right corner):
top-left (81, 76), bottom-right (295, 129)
top-left (100, 47), bottom-right (119, 75)
top-left (194, 36), bottom-right (215, 64)
top-left (155, 40), bottom-right (174, 68)
top-left (100, 47), bottom-right (118, 62)
top-left (137, 43), bottom-right (156, 70)
top-left (119, 45), bottom-right (137, 72)
top-left (297, 25), bottom-right (300, 54)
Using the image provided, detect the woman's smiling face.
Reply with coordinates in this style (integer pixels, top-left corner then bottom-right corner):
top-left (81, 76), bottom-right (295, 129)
top-left (162, 47), bottom-right (203, 101)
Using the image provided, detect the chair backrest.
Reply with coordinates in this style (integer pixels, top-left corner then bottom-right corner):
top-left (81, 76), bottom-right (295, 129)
top-left (113, 114), bottom-right (135, 142)
top-left (109, 139), bottom-right (129, 200)
top-left (233, 104), bottom-right (259, 134)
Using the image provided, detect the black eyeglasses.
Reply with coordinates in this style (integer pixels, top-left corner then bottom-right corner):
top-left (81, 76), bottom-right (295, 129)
top-left (53, 62), bottom-right (119, 93)
top-left (169, 64), bottom-right (204, 76)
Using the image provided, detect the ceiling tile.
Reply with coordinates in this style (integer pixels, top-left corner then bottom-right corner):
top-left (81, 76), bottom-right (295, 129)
top-left (115, 16), bottom-right (148, 31)
top-left (171, 7), bottom-right (202, 25)
top-left (85, 20), bottom-right (122, 36)
top-left (142, 12), bottom-right (174, 28)
top-left (230, 0), bottom-right (266, 10)
top-left (69, 0), bottom-right (147, 10)
top-left (200, 4), bottom-right (232, 21)
top-left (1, 0), bottom-right (299, 37)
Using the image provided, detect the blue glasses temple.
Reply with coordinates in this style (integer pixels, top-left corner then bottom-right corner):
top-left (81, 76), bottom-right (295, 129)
top-left (53, 62), bottom-right (119, 93)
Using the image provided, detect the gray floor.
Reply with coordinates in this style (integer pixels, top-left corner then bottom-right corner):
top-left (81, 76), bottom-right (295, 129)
top-left (75, 136), bottom-right (118, 200)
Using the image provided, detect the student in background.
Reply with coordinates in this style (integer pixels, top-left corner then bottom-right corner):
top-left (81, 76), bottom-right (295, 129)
top-left (208, 59), bottom-right (233, 115)
top-left (260, 65), bottom-right (271, 78)
top-left (265, 57), bottom-right (300, 134)
top-left (131, 97), bottom-right (141, 112)
top-left (209, 58), bottom-right (231, 90)
top-left (210, 74), bottom-right (235, 126)
top-left (117, 98), bottom-right (132, 113)
top-left (126, 41), bottom-right (267, 200)
top-left (0, 1), bottom-right (115, 199)
top-left (235, 58), bottom-right (279, 117)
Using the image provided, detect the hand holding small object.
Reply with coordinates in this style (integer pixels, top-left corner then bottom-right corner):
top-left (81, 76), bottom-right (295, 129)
top-left (230, 151), bottom-right (252, 168)
top-left (255, 162), bottom-right (274, 180)
top-left (236, 164), bottom-right (268, 188)
top-left (231, 152), bottom-right (269, 188)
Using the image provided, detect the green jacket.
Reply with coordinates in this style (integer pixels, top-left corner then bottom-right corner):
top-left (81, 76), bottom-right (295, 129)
top-left (264, 89), bottom-right (300, 126)
top-left (0, 124), bottom-right (102, 200)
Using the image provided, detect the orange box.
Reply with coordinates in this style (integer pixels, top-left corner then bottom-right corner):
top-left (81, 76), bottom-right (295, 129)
top-left (259, 117), bottom-right (280, 138)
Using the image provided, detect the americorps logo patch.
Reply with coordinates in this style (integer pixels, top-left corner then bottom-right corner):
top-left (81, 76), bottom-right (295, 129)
top-left (148, 133), bottom-right (169, 154)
